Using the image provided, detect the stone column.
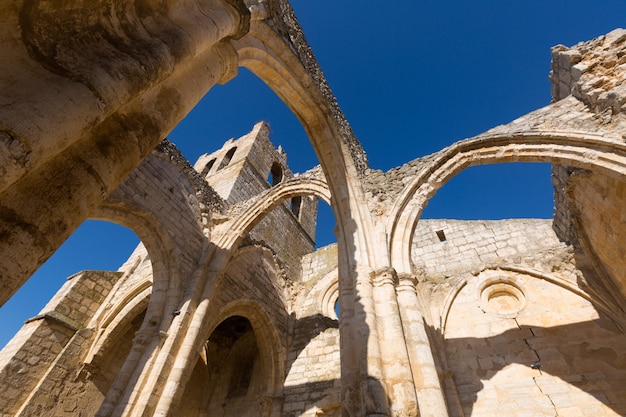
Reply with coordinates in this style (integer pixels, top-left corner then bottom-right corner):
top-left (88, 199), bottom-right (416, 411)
top-left (370, 268), bottom-right (419, 417)
top-left (339, 264), bottom-right (390, 417)
top-left (395, 274), bottom-right (449, 417)
top-left (96, 328), bottom-right (157, 417)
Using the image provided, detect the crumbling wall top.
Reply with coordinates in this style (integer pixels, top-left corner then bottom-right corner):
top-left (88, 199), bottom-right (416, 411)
top-left (551, 28), bottom-right (626, 120)
top-left (154, 139), bottom-right (226, 214)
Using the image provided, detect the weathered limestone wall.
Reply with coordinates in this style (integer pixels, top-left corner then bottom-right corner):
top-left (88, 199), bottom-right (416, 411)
top-left (568, 172), bottom-right (626, 298)
top-left (249, 203), bottom-right (317, 280)
top-left (301, 244), bottom-right (339, 286)
top-left (101, 244), bottom-right (153, 309)
top-left (218, 247), bottom-right (291, 333)
top-left (283, 243), bottom-right (341, 417)
top-left (412, 219), bottom-right (564, 278)
top-left (409, 219), bottom-right (626, 416)
top-left (102, 146), bottom-right (208, 270)
top-left (549, 29), bottom-right (626, 302)
top-left (0, 270), bottom-right (119, 416)
top-left (444, 269), bottom-right (626, 417)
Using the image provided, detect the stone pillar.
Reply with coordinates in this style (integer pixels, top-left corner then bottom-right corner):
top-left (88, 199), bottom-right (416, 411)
top-left (96, 328), bottom-right (157, 417)
top-left (395, 274), bottom-right (449, 417)
top-left (339, 263), bottom-right (390, 417)
top-left (371, 268), bottom-right (419, 417)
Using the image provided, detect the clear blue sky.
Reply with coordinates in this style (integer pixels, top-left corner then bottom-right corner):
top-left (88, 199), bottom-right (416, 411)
top-left (2, 1), bottom-right (626, 349)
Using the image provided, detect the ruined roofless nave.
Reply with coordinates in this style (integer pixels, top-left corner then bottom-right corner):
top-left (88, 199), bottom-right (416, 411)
top-left (2, 1), bottom-right (626, 416)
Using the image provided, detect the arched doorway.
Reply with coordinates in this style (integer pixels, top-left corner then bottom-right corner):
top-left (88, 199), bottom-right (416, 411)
top-left (179, 315), bottom-right (273, 417)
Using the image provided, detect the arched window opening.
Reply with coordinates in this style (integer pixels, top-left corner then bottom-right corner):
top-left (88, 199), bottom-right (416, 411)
top-left (217, 147), bottom-right (237, 171)
top-left (413, 163), bottom-right (553, 279)
top-left (0, 220), bottom-right (141, 350)
top-left (320, 280), bottom-right (339, 321)
top-left (315, 199), bottom-right (336, 249)
top-left (290, 196), bottom-right (302, 220)
top-left (421, 163), bottom-right (553, 220)
top-left (201, 158), bottom-right (217, 176)
top-left (269, 162), bottom-right (283, 186)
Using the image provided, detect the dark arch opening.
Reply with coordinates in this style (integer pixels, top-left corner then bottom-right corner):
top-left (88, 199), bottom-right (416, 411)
top-left (269, 162), bottom-right (283, 186)
top-left (290, 196), bottom-right (302, 219)
top-left (179, 315), bottom-right (266, 415)
top-left (218, 147), bottom-right (237, 171)
top-left (209, 317), bottom-right (258, 398)
top-left (201, 158), bottom-right (217, 176)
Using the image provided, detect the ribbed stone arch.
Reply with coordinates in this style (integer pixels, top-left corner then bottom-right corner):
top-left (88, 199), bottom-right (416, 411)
top-left (89, 204), bottom-right (177, 416)
top-left (91, 204), bottom-right (171, 319)
top-left (232, 19), bottom-right (368, 173)
top-left (231, 25), bottom-right (390, 407)
top-left (388, 131), bottom-right (626, 275)
top-left (0, 0), bottom-right (245, 306)
top-left (90, 150), bottom-right (209, 416)
top-left (231, 19), bottom-right (380, 270)
top-left (154, 245), bottom-right (284, 415)
top-left (218, 176), bottom-right (331, 250)
top-left (83, 281), bottom-right (152, 367)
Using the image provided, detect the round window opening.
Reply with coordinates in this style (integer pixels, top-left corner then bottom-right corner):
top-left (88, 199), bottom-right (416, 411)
top-left (479, 280), bottom-right (526, 318)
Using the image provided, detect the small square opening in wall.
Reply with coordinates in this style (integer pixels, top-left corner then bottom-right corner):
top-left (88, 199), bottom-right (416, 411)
top-left (435, 229), bottom-right (446, 242)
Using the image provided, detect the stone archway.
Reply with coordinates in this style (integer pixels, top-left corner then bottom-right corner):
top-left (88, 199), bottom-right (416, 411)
top-left (181, 316), bottom-right (268, 417)
top-left (387, 128), bottom-right (626, 277)
top-left (178, 296), bottom-right (286, 417)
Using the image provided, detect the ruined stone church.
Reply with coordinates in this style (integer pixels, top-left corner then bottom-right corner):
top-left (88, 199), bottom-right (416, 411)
top-left (2, 1), bottom-right (626, 416)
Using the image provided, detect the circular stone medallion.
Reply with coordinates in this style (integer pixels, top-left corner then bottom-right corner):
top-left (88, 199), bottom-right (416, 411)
top-left (479, 280), bottom-right (526, 318)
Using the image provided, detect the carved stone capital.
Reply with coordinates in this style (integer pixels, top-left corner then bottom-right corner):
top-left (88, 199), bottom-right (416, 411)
top-left (395, 273), bottom-right (418, 292)
top-left (132, 329), bottom-right (156, 347)
top-left (370, 267), bottom-right (398, 287)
